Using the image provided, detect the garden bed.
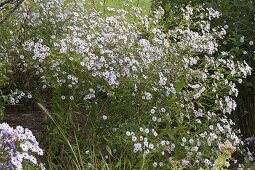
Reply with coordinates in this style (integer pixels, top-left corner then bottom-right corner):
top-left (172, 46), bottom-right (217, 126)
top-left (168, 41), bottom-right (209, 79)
top-left (2, 106), bottom-right (46, 137)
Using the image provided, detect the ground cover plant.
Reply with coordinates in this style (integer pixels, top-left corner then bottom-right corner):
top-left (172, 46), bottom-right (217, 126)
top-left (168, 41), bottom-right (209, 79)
top-left (0, 0), bottom-right (254, 169)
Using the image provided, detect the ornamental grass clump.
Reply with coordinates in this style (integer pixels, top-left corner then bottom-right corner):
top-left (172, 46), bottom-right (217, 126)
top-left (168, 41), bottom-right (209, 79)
top-left (0, 123), bottom-right (44, 170)
top-left (0, 0), bottom-right (253, 169)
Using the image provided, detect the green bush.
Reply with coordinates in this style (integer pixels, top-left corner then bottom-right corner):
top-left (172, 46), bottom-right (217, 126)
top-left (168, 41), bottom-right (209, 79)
top-left (0, 60), bottom-right (11, 119)
top-left (152, 0), bottom-right (255, 154)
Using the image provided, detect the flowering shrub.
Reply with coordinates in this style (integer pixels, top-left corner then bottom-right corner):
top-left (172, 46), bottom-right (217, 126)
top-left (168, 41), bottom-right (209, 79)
top-left (0, 0), bottom-right (253, 169)
top-left (152, 0), bottom-right (255, 156)
top-left (0, 122), bottom-right (44, 169)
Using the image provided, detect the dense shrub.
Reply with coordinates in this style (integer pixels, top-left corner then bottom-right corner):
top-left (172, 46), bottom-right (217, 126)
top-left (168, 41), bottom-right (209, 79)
top-left (0, 60), bottom-right (10, 119)
top-left (151, 0), bottom-right (255, 147)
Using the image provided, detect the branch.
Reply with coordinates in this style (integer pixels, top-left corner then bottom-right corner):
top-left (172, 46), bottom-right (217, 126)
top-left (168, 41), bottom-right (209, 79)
top-left (0, 0), bottom-right (25, 25)
top-left (0, 0), bottom-right (13, 8)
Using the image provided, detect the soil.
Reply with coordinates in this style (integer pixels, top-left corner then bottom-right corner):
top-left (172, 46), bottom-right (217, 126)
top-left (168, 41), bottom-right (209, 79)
top-left (1, 105), bottom-right (46, 137)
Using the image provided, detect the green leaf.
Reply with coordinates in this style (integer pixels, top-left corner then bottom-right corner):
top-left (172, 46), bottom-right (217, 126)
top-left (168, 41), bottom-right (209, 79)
top-left (175, 79), bottom-right (185, 93)
top-left (106, 145), bottom-right (113, 157)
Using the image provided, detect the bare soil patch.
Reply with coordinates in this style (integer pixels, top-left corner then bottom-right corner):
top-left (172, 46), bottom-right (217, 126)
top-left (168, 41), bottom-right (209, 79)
top-left (1, 105), bottom-right (46, 137)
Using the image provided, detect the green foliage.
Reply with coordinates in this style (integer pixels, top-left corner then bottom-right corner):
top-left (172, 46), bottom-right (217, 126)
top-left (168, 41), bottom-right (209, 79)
top-left (0, 61), bottom-right (11, 119)
top-left (211, 140), bottom-right (236, 170)
top-left (151, 0), bottom-right (255, 147)
top-left (242, 158), bottom-right (255, 169)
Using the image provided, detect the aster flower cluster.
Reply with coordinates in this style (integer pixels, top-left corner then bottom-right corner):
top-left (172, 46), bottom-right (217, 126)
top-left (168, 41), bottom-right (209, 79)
top-left (6, 89), bottom-right (33, 105)
top-left (0, 0), bottom-right (253, 169)
top-left (0, 123), bottom-right (44, 170)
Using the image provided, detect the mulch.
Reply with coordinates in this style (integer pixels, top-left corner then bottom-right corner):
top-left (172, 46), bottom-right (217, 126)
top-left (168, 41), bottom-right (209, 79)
top-left (1, 105), bottom-right (46, 137)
